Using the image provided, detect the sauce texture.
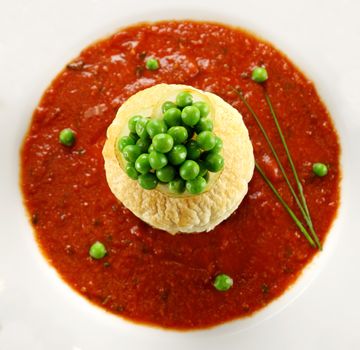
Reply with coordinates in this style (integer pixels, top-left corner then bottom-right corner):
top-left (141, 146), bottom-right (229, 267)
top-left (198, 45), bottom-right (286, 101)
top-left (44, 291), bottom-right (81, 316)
top-left (21, 21), bottom-right (340, 329)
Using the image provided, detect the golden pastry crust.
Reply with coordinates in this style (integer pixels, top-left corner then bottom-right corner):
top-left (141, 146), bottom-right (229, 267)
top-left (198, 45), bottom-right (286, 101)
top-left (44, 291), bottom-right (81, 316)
top-left (103, 84), bottom-right (254, 234)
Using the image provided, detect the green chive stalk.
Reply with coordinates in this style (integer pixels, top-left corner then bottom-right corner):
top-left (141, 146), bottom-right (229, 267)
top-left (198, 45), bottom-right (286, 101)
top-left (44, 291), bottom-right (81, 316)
top-left (255, 162), bottom-right (316, 247)
top-left (264, 92), bottom-right (321, 249)
top-left (231, 87), bottom-right (321, 249)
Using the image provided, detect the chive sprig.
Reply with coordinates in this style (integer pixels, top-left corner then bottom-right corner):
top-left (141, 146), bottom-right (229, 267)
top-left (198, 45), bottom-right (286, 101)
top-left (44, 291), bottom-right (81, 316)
top-left (231, 68), bottom-right (322, 249)
top-left (255, 162), bottom-right (316, 247)
top-left (264, 92), bottom-right (321, 249)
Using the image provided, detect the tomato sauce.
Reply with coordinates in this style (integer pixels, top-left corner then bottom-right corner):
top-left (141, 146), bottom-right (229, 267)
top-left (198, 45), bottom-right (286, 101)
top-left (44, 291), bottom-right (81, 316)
top-left (20, 21), bottom-right (340, 329)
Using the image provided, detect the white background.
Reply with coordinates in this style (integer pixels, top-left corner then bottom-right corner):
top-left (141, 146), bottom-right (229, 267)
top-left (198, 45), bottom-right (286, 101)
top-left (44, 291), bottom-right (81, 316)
top-left (0, 0), bottom-right (360, 349)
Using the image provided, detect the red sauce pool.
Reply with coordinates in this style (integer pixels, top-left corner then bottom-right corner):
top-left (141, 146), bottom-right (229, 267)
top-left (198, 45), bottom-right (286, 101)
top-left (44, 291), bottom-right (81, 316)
top-left (20, 21), bottom-right (340, 329)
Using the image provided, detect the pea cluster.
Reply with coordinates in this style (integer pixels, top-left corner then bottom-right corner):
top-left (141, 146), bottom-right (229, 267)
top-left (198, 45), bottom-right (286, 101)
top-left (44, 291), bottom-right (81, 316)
top-left (116, 91), bottom-right (224, 195)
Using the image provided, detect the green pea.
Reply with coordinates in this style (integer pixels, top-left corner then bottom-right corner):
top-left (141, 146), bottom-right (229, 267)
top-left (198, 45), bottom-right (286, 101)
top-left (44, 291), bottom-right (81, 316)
top-left (312, 162), bottom-right (328, 177)
top-left (193, 101), bottom-right (210, 118)
top-left (146, 119), bottom-right (168, 138)
top-left (145, 58), bottom-right (160, 70)
top-left (59, 128), bottom-right (76, 147)
top-left (152, 133), bottom-right (174, 153)
top-left (117, 135), bottom-right (135, 152)
top-left (197, 131), bottom-right (216, 151)
top-left (186, 176), bottom-right (207, 194)
top-left (213, 274), bottom-right (233, 291)
top-left (156, 165), bottom-right (176, 183)
top-left (136, 137), bottom-right (151, 153)
top-left (162, 101), bottom-right (177, 113)
top-left (163, 108), bottom-right (182, 127)
top-left (167, 126), bottom-right (188, 144)
top-left (168, 178), bottom-right (186, 194)
top-left (123, 145), bottom-right (142, 162)
top-left (181, 106), bottom-right (200, 127)
top-left (149, 151), bottom-right (168, 170)
top-left (135, 117), bottom-right (149, 140)
top-left (168, 144), bottom-right (187, 165)
top-left (125, 162), bottom-right (139, 180)
top-left (89, 241), bottom-right (107, 259)
top-left (176, 91), bottom-right (193, 108)
top-left (135, 153), bottom-right (151, 174)
top-left (251, 66), bottom-right (268, 83)
top-left (179, 160), bottom-right (200, 181)
top-left (195, 117), bottom-right (213, 133)
top-left (128, 115), bottom-right (142, 133)
top-left (148, 144), bottom-right (155, 153)
top-left (211, 136), bottom-right (223, 154)
top-left (205, 153), bottom-right (224, 172)
top-left (186, 140), bottom-right (201, 160)
top-left (138, 173), bottom-right (158, 190)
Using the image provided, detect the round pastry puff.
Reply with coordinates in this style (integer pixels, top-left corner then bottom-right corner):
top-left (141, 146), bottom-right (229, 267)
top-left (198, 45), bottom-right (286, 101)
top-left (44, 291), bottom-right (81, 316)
top-left (103, 84), bottom-right (254, 234)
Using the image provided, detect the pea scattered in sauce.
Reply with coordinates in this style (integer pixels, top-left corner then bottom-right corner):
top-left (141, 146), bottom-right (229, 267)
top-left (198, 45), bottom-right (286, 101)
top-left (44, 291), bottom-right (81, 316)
top-left (251, 66), bottom-right (268, 83)
top-left (145, 58), bottom-right (160, 70)
top-left (213, 274), bottom-right (234, 292)
top-left (59, 128), bottom-right (76, 147)
top-left (313, 162), bottom-right (328, 177)
top-left (89, 241), bottom-right (107, 259)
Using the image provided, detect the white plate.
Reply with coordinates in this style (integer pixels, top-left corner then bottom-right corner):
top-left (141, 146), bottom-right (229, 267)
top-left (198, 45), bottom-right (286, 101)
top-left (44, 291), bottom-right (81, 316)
top-left (1, 0), bottom-right (360, 349)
